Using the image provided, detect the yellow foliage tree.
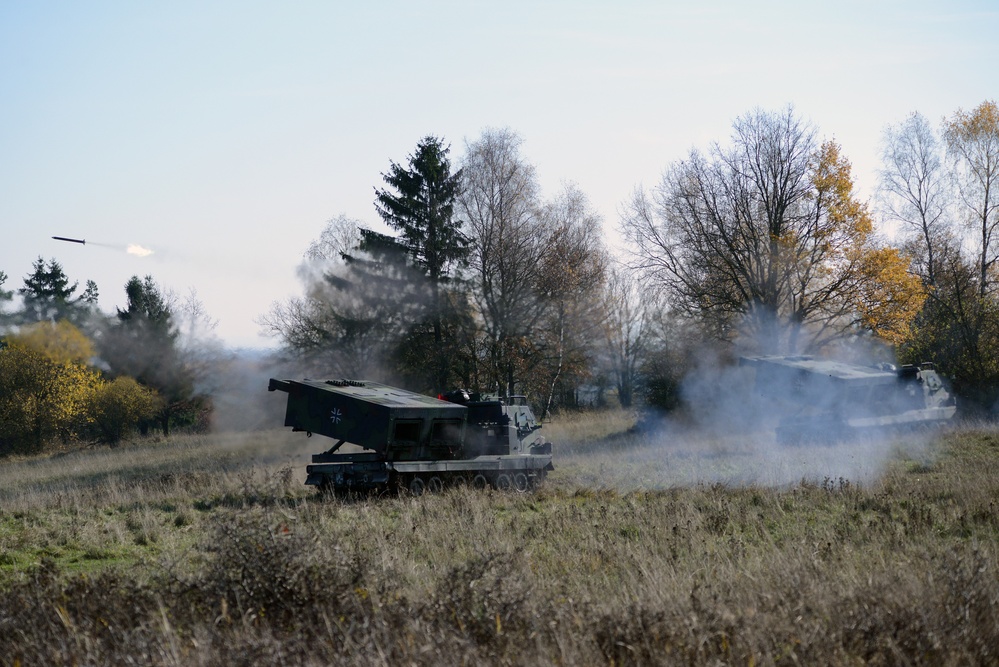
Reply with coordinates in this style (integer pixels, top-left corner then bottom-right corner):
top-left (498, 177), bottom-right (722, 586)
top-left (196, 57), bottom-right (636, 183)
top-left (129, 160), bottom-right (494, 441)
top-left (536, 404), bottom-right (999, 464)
top-left (855, 247), bottom-right (927, 345)
top-left (805, 142), bottom-right (926, 347)
top-left (0, 344), bottom-right (103, 453)
top-left (0, 321), bottom-right (173, 452)
top-left (88, 376), bottom-right (162, 445)
top-left (13, 320), bottom-right (95, 364)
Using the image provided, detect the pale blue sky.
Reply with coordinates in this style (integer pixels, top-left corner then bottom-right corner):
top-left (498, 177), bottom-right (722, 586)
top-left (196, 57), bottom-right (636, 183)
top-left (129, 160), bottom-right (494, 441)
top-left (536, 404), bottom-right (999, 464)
top-left (1, 1), bottom-right (996, 347)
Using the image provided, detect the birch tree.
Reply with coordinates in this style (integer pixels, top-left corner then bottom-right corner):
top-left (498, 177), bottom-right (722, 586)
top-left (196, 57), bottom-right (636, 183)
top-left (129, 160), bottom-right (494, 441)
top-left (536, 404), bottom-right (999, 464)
top-left (458, 128), bottom-right (548, 394)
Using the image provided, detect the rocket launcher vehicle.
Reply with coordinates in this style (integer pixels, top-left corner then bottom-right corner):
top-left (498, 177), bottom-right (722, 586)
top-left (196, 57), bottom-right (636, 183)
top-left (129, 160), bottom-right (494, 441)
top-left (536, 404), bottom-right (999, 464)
top-left (268, 378), bottom-right (552, 493)
top-left (740, 355), bottom-right (957, 444)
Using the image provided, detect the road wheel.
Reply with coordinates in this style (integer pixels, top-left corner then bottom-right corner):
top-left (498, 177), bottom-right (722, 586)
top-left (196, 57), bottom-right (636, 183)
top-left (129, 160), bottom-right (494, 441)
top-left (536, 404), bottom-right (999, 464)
top-left (494, 474), bottom-right (512, 491)
top-left (472, 474), bottom-right (489, 490)
top-left (408, 476), bottom-right (426, 496)
top-left (427, 476), bottom-right (445, 493)
top-left (513, 472), bottom-right (530, 492)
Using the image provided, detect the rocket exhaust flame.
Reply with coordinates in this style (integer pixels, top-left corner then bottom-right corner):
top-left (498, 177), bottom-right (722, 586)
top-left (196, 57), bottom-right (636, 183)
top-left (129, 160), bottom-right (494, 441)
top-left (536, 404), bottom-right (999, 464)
top-left (127, 244), bottom-right (153, 257)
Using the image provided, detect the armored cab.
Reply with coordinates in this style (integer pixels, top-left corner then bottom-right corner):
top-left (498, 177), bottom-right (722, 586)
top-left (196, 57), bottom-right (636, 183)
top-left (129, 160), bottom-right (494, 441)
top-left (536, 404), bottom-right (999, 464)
top-left (739, 356), bottom-right (956, 444)
top-left (268, 379), bottom-right (553, 493)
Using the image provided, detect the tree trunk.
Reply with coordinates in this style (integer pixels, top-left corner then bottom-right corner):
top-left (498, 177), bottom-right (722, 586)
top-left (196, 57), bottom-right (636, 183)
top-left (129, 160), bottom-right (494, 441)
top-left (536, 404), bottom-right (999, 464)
top-left (543, 307), bottom-right (566, 419)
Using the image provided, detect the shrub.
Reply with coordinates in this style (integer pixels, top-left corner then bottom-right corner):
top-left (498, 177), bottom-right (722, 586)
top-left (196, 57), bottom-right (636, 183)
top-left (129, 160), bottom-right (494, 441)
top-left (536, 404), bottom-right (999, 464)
top-left (88, 376), bottom-right (162, 445)
top-left (0, 345), bottom-right (103, 454)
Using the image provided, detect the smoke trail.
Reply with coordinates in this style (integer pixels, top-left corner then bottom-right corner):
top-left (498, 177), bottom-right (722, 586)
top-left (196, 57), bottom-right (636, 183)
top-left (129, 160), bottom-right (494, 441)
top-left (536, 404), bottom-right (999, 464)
top-left (62, 240), bottom-right (155, 257)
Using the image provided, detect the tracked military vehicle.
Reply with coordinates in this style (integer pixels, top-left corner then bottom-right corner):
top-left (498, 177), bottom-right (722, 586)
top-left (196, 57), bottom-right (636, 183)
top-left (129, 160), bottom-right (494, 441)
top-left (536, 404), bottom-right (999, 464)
top-left (740, 356), bottom-right (956, 444)
top-left (268, 378), bottom-right (553, 494)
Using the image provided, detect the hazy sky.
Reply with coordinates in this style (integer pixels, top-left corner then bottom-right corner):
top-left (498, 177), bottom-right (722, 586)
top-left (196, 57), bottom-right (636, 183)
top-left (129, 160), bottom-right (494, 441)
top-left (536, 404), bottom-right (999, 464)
top-left (1, 1), bottom-right (996, 348)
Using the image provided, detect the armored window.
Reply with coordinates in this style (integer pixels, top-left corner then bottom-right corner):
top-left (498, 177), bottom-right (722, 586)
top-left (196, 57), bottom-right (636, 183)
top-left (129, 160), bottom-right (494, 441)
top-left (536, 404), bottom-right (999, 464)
top-left (468, 403), bottom-right (503, 424)
top-left (393, 420), bottom-right (422, 443)
top-left (431, 419), bottom-right (462, 444)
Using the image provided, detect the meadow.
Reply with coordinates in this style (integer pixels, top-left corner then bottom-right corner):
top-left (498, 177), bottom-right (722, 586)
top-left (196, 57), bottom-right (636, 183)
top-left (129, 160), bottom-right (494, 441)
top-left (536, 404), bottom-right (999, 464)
top-left (0, 412), bottom-right (997, 665)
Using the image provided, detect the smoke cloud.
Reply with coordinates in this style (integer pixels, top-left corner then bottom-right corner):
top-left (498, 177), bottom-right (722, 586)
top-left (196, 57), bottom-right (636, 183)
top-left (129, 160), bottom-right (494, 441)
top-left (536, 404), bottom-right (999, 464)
top-left (565, 331), bottom-right (943, 490)
top-left (126, 244), bottom-right (154, 257)
top-left (259, 248), bottom-right (436, 384)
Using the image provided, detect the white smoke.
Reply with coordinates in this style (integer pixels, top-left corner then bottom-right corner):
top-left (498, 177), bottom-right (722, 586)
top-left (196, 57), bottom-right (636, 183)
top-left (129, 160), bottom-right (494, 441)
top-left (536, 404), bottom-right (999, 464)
top-left (127, 244), bottom-right (154, 257)
top-left (571, 332), bottom-right (942, 490)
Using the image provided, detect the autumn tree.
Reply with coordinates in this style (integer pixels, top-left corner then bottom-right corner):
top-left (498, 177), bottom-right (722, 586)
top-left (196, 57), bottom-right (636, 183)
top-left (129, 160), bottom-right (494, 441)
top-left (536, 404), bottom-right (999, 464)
top-left (88, 376), bottom-right (161, 445)
top-left (14, 318), bottom-right (96, 362)
top-left (0, 321), bottom-right (103, 454)
top-left (623, 107), bottom-right (924, 355)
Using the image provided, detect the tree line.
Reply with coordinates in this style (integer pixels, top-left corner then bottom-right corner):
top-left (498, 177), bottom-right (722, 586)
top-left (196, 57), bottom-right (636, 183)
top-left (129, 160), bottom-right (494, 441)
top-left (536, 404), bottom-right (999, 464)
top-left (3, 99), bottom-right (994, 455)
top-left (0, 261), bottom-right (213, 455)
top-left (265, 101), bottom-right (999, 416)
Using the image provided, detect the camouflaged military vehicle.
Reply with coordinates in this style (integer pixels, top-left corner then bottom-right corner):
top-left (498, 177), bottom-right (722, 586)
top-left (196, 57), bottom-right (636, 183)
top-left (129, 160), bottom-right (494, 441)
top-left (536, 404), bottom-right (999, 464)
top-left (268, 378), bottom-right (553, 494)
top-left (740, 356), bottom-right (957, 444)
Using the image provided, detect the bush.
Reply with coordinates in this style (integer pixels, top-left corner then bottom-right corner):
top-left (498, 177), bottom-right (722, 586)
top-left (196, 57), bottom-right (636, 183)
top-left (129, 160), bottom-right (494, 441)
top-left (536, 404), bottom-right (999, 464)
top-left (88, 376), bottom-right (162, 445)
top-left (0, 345), bottom-right (103, 454)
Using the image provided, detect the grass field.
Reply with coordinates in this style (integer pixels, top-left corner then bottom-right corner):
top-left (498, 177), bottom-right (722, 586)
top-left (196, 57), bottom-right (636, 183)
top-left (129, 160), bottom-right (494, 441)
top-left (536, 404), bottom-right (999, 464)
top-left (0, 412), bottom-right (997, 665)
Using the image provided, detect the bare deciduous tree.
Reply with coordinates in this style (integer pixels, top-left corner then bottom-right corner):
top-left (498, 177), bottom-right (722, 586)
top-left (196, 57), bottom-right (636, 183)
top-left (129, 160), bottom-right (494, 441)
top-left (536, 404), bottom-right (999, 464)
top-left (623, 107), bottom-right (923, 354)
top-left (304, 214), bottom-right (363, 263)
top-left (261, 225), bottom-right (430, 380)
top-left (458, 128), bottom-right (549, 394)
top-left (886, 101), bottom-right (999, 410)
top-left (534, 183), bottom-right (607, 416)
top-left (878, 111), bottom-right (952, 286)
top-left (601, 267), bottom-right (650, 409)
top-left (944, 100), bottom-right (999, 299)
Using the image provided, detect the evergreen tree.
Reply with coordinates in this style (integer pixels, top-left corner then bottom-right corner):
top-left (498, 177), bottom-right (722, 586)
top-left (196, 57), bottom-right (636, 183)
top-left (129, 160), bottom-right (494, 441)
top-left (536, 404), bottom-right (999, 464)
top-left (374, 136), bottom-right (467, 393)
top-left (101, 275), bottom-right (198, 436)
top-left (118, 275), bottom-right (173, 334)
top-left (18, 257), bottom-right (91, 323)
top-left (375, 136), bottom-right (467, 283)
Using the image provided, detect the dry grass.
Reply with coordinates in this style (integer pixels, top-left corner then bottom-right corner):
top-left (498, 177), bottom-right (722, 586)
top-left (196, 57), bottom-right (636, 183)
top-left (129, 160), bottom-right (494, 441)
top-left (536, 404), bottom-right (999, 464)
top-left (0, 412), bottom-right (998, 665)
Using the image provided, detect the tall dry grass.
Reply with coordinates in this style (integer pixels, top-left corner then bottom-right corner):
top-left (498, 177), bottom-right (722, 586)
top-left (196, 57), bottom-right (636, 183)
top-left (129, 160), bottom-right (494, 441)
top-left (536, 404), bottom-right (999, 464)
top-left (0, 414), bottom-right (997, 665)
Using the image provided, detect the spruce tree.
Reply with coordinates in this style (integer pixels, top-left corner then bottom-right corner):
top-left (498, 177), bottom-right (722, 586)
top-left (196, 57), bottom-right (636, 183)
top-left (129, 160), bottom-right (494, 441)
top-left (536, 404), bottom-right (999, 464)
top-left (374, 136), bottom-right (467, 393)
